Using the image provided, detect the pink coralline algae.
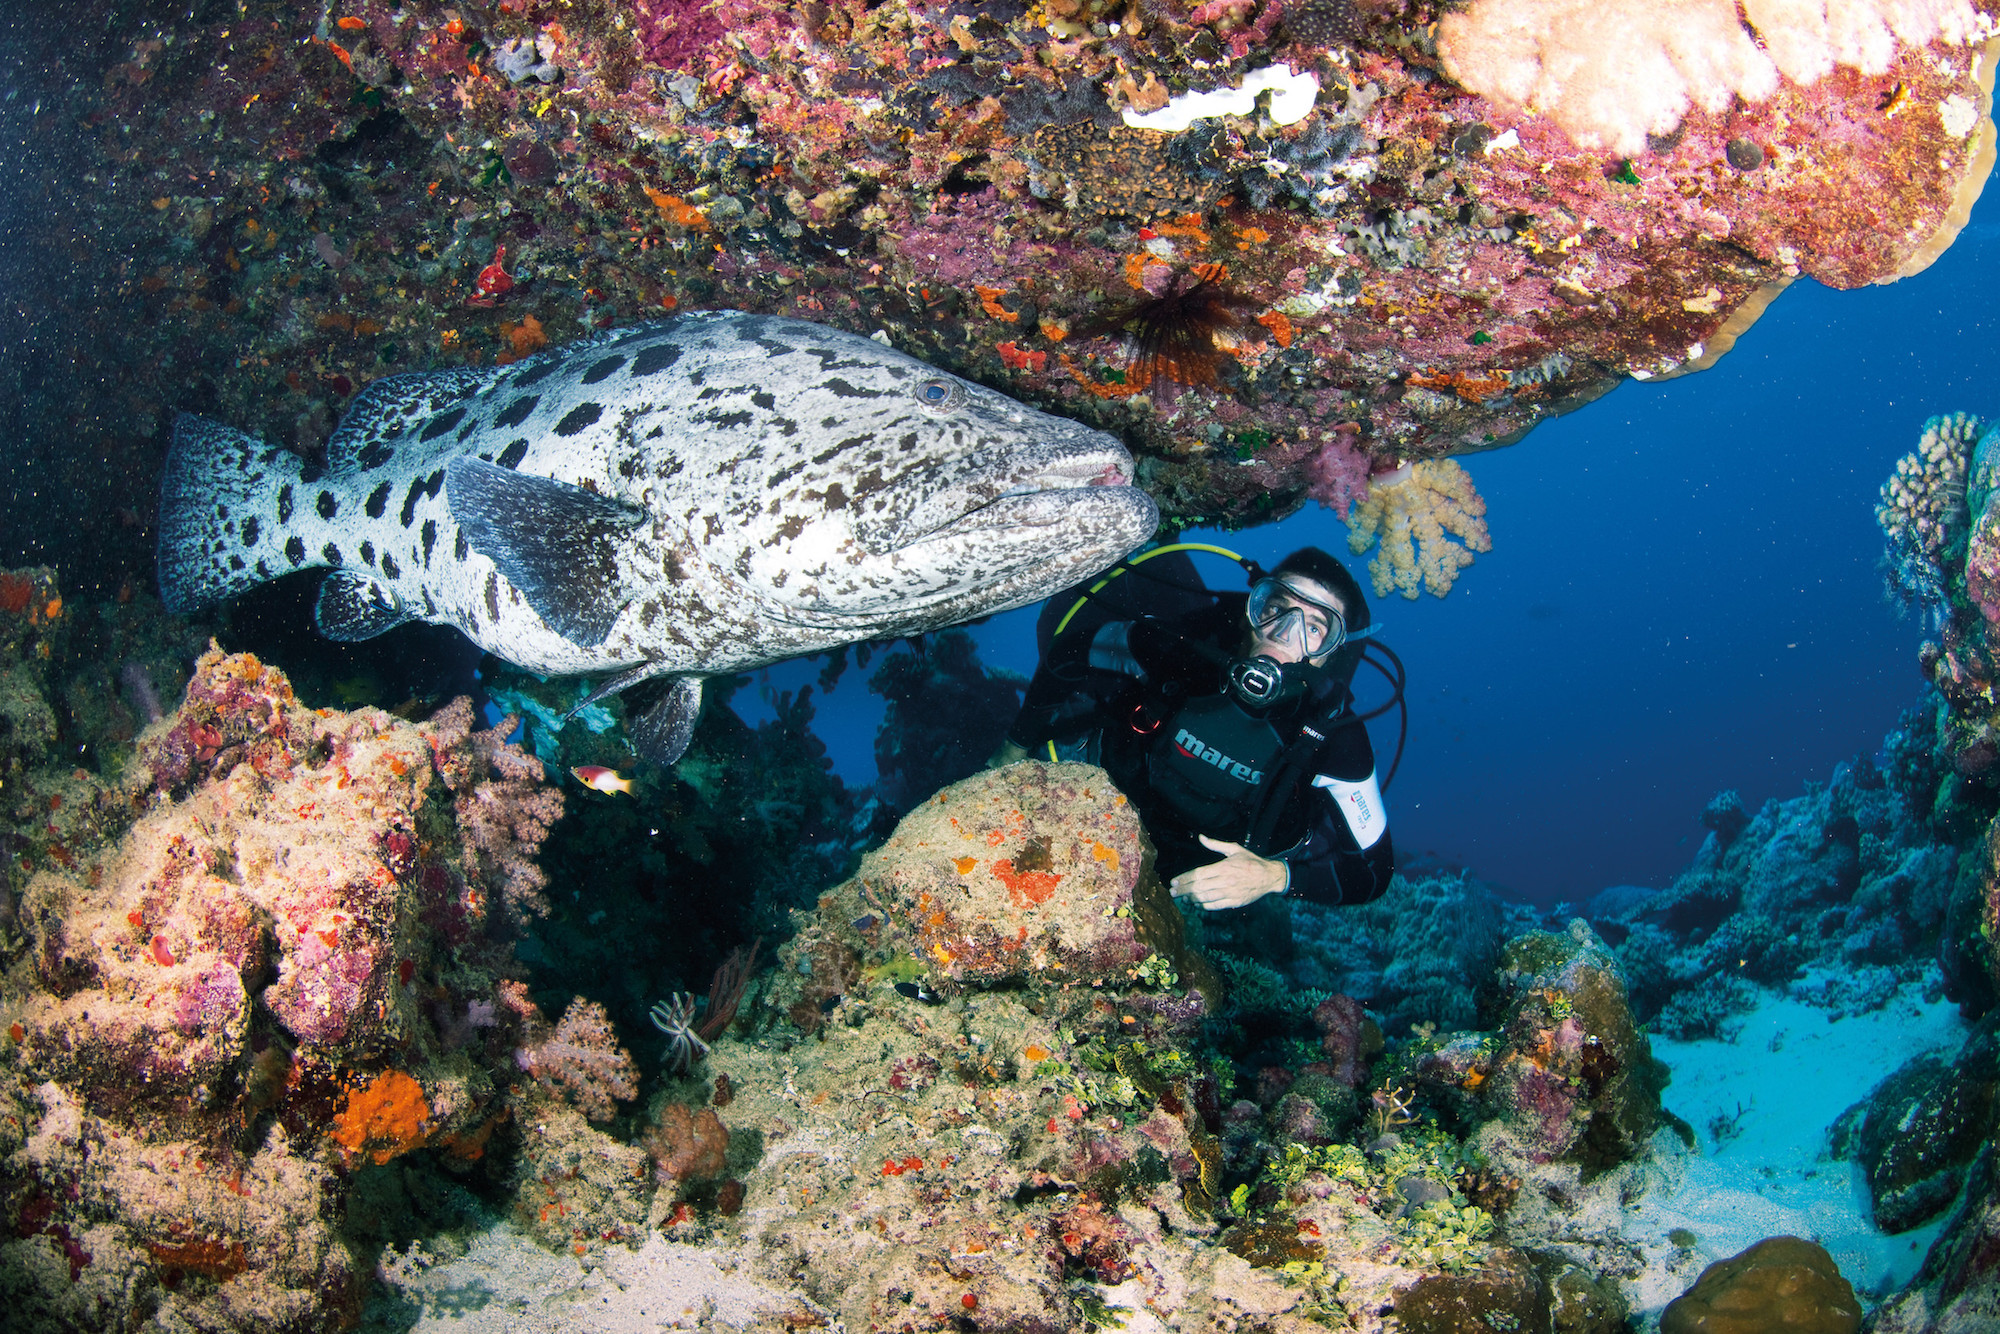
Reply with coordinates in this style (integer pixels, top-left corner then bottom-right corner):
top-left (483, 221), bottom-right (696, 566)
top-left (0, 643), bottom-right (588, 1328)
top-left (17, 648), bottom-right (565, 1076)
top-left (50, 0), bottom-right (1998, 574)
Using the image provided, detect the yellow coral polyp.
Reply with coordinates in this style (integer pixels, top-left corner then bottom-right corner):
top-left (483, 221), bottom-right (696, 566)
top-left (1344, 460), bottom-right (1493, 599)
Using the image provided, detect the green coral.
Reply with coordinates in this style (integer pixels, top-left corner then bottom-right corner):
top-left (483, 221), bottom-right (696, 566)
top-left (1399, 1199), bottom-right (1497, 1272)
top-left (1132, 952), bottom-right (1179, 989)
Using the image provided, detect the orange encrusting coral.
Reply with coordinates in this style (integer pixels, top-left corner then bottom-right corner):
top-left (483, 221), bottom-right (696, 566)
top-left (1406, 368), bottom-right (1512, 403)
top-left (641, 186), bottom-right (709, 230)
top-left (991, 859), bottom-right (1061, 908)
top-left (330, 1069), bottom-right (433, 1165)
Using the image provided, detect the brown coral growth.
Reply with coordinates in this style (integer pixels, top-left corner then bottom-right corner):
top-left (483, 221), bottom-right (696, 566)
top-left (1027, 122), bottom-right (1217, 221)
top-left (646, 1103), bottom-right (731, 1186)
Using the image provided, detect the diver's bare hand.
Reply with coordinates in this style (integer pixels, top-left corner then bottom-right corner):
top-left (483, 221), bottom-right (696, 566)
top-left (1169, 835), bottom-right (1288, 910)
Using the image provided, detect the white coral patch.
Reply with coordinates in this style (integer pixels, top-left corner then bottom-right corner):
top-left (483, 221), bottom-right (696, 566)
top-left (1439, 0), bottom-right (1985, 155)
top-left (1940, 92), bottom-right (1979, 136)
top-left (1121, 65), bottom-right (1321, 131)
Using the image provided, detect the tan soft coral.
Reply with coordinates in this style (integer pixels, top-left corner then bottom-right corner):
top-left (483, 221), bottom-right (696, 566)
top-left (1345, 461), bottom-right (1494, 600)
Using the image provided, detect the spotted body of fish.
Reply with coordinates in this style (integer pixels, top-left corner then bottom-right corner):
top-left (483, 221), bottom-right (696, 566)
top-left (158, 312), bottom-right (1156, 763)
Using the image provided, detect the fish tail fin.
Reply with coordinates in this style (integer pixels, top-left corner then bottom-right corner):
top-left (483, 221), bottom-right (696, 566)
top-left (157, 413), bottom-right (311, 613)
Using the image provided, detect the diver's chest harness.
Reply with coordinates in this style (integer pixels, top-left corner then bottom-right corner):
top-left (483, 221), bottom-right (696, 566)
top-left (1138, 686), bottom-right (1349, 856)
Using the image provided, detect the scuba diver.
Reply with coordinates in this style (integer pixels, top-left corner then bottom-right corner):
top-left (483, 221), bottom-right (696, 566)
top-left (993, 546), bottom-right (1397, 932)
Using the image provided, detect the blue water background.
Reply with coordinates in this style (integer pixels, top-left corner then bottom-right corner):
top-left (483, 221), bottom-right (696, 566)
top-left (748, 184), bottom-right (2000, 908)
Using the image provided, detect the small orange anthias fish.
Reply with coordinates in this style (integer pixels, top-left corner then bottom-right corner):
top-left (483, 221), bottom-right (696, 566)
top-left (570, 765), bottom-right (635, 795)
top-left (467, 244), bottom-right (514, 308)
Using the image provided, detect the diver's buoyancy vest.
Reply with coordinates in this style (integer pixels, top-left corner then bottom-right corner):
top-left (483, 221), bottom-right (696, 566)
top-left (1144, 693), bottom-right (1287, 839)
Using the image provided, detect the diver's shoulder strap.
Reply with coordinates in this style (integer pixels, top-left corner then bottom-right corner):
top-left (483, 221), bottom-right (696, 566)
top-left (1242, 687), bottom-right (1354, 856)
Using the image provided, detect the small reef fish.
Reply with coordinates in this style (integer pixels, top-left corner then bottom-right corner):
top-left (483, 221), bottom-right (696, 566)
top-left (157, 312), bottom-right (1155, 765)
top-left (570, 765), bottom-right (635, 795)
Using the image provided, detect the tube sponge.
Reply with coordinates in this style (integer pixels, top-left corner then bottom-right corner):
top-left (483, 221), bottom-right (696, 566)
top-left (1344, 460), bottom-right (1492, 599)
top-left (1436, 0), bottom-right (1987, 155)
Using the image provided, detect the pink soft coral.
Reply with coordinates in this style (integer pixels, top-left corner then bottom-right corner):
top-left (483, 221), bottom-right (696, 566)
top-left (424, 699), bottom-right (564, 925)
top-left (517, 996), bottom-right (639, 1122)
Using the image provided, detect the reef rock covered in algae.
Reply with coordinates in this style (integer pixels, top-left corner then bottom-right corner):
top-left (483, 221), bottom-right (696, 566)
top-left (0, 643), bottom-right (597, 1332)
top-left (618, 763), bottom-right (1674, 1332)
top-left (24, 0), bottom-right (1997, 563)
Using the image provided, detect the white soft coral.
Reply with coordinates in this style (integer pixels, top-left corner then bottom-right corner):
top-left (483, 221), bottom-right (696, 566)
top-left (1437, 0), bottom-right (1987, 155)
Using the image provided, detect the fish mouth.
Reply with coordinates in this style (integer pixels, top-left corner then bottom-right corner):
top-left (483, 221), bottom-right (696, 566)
top-left (898, 447), bottom-right (1140, 545)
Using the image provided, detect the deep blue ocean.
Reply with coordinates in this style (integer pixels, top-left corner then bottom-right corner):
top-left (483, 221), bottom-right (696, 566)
top-left (750, 181), bottom-right (2000, 908)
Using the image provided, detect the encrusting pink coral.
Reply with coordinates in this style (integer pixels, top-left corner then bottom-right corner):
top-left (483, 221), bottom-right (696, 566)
top-left (2, 644), bottom-right (577, 1328)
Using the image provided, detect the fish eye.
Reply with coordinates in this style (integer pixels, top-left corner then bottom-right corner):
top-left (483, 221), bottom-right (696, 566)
top-left (912, 377), bottom-right (965, 414)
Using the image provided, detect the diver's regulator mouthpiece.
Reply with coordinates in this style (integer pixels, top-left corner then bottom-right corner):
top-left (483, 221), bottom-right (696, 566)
top-left (1228, 654), bottom-right (1301, 709)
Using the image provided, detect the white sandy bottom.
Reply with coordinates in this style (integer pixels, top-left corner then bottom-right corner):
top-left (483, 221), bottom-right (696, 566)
top-left (371, 1226), bottom-right (797, 1332)
top-left (1622, 979), bottom-right (1967, 1315)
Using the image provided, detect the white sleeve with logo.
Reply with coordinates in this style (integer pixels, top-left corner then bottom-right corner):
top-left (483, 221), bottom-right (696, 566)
top-left (1312, 772), bottom-right (1387, 848)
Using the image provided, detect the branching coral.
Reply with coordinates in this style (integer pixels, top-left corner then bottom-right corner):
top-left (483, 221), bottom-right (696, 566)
top-left (1877, 411), bottom-right (1984, 614)
top-left (1344, 461), bottom-right (1493, 599)
top-left (1438, 0), bottom-right (1989, 155)
top-left (517, 996), bottom-right (639, 1121)
top-left (1302, 430), bottom-right (1373, 520)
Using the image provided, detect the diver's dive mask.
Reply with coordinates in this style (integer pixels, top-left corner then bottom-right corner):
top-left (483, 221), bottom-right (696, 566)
top-left (1247, 577), bottom-right (1346, 661)
top-left (1230, 577), bottom-right (1373, 710)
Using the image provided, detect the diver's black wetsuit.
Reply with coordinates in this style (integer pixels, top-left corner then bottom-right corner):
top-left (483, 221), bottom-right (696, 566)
top-left (1005, 598), bottom-right (1394, 907)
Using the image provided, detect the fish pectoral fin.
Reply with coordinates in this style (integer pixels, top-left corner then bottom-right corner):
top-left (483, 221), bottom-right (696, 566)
top-left (314, 570), bottom-right (412, 641)
top-left (624, 675), bottom-right (704, 767)
top-left (564, 661), bottom-right (667, 723)
top-left (445, 457), bottom-right (648, 647)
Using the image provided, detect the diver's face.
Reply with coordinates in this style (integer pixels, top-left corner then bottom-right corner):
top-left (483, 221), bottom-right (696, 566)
top-left (1248, 575), bottom-right (1344, 665)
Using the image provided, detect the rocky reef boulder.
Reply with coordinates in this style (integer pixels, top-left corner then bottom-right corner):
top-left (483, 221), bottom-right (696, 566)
top-left (1477, 921), bottom-right (1665, 1172)
top-left (1833, 1019), bottom-right (2000, 1235)
top-left (1870, 1139), bottom-right (2000, 1334)
top-left (769, 760), bottom-right (1215, 1017)
top-left (1660, 1236), bottom-right (1861, 1334)
top-left (0, 645), bottom-right (609, 1332)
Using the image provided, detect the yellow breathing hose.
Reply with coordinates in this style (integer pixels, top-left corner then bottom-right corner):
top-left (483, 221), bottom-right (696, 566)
top-left (1042, 542), bottom-right (1249, 763)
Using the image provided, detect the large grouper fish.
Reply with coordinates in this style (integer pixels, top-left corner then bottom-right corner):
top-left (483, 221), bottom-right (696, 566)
top-left (158, 312), bottom-right (1157, 763)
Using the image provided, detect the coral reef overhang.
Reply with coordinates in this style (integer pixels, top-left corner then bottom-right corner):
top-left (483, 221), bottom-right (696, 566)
top-left (14, 0), bottom-right (1999, 543)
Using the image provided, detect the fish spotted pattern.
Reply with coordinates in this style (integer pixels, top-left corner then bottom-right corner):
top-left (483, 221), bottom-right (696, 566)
top-left (158, 312), bottom-right (1157, 762)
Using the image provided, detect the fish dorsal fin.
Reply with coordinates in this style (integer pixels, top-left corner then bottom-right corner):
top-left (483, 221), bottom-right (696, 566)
top-left (444, 457), bottom-right (648, 647)
top-left (314, 570), bottom-right (411, 641)
top-left (327, 369), bottom-right (488, 476)
top-left (625, 676), bottom-right (704, 767)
